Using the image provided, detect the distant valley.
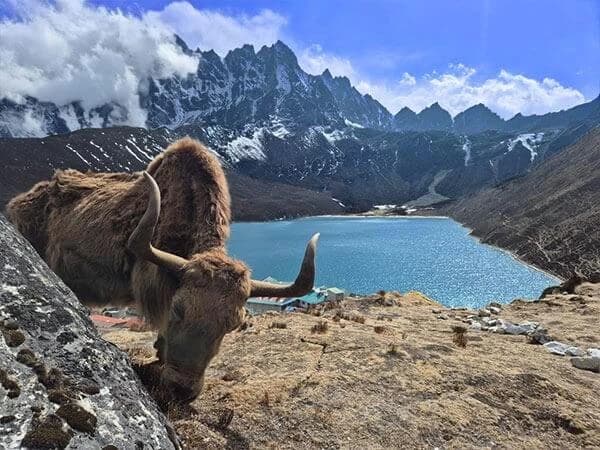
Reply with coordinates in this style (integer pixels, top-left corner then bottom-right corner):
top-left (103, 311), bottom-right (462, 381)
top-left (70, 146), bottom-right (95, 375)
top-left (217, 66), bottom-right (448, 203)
top-left (1, 39), bottom-right (599, 276)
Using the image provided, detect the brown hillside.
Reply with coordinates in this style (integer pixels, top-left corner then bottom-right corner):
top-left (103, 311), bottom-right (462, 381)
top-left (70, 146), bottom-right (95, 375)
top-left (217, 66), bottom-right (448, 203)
top-left (445, 127), bottom-right (600, 279)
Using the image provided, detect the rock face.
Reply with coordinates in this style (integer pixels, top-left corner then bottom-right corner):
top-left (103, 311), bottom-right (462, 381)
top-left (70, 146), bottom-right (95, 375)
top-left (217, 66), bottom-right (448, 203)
top-left (0, 214), bottom-right (177, 449)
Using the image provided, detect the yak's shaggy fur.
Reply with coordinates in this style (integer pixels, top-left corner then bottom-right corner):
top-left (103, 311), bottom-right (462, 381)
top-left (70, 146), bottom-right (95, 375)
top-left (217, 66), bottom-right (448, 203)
top-left (7, 137), bottom-right (317, 402)
top-left (8, 138), bottom-right (231, 323)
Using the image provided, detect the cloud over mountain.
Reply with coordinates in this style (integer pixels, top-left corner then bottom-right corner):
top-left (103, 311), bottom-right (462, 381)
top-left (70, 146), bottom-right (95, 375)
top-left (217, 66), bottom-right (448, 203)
top-left (146, 1), bottom-right (287, 56)
top-left (357, 64), bottom-right (586, 118)
top-left (0, 0), bottom-right (199, 127)
top-left (0, 0), bottom-right (589, 127)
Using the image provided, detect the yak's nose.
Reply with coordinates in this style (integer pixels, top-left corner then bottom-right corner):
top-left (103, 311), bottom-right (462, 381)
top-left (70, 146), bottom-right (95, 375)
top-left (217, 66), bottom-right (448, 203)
top-left (166, 381), bottom-right (200, 403)
top-left (161, 366), bottom-right (203, 403)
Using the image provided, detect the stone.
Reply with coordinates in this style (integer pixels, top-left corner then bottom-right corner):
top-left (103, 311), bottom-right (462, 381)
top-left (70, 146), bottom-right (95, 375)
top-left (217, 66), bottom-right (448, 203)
top-left (503, 321), bottom-right (538, 335)
top-left (478, 309), bottom-right (491, 317)
top-left (0, 214), bottom-right (179, 449)
top-left (469, 322), bottom-right (482, 331)
top-left (570, 356), bottom-right (600, 373)
top-left (489, 306), bottom-right (501, 315)
top-left (528, 329), bottom-right (553, 345)
top-left (543, 341), bottom-right (585, 357)
top-left (587, 348), bottom-right (600, 358)
top-left (437, 314), bottom-right (449, 320)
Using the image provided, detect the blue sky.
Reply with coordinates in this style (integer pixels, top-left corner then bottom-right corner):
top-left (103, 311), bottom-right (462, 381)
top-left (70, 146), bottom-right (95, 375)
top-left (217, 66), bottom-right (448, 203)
top-left (87, 0), bottom-right (599, 98)
top-left (1, 0), bottom-right (599, 117)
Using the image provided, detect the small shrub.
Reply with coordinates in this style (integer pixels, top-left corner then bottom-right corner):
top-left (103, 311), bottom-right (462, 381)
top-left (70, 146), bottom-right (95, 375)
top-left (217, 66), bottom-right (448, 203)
top-left (269, 321), bottom-right (287, 329)
top-left (374, 326), bottom-right (386, 334)
top-left (351, 315), bottom-right (366, 324)
top-left (377, 290), bottom-right (387, 297)
top-left (217, 408), bottom-right (234, 429)
top-left (387, 343), bottom-right (399, 356)
top-left (311, 320), bottom-right (328, 334)
top-left (259, 391), bottom-right (270, 407)
top-left (452, 325), bottom-right (468, 348)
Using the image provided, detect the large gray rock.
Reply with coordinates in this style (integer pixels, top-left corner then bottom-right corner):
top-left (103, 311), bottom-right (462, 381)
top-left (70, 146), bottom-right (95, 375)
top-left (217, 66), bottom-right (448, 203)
top-left (0, 214), bottom-right (178, 449)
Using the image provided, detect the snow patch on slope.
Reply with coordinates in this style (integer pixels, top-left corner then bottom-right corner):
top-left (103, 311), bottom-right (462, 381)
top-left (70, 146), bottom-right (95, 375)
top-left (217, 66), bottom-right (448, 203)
top-left (344, 118), bottom-right (364, 128)
top-left (226, 128), bottom-right (267, 163)
top-left (462, 136), bottom-right (472, 166)
top-left (507, 133), bottom-right (544, 162)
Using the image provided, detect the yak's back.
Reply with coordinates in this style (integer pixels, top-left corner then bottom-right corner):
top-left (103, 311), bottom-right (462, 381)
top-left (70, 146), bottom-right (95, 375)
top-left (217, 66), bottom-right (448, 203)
top-left (7, 180), bottom-right (52, 254)
top-left (8, 137), bottom-right (230, 262)
top-left (146, 137), bottom-right (231, 256)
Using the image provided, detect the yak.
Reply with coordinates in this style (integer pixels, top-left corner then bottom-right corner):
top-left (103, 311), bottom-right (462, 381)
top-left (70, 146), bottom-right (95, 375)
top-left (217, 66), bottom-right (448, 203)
top-left (7, 137), bottom-right (319, 403)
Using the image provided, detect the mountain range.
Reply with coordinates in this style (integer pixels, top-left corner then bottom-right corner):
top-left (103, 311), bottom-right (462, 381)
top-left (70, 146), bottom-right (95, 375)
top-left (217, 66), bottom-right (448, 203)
top-left (0, 38), bottom-right (599, 218)
top-left (1, 40), bottom-right (599, 139)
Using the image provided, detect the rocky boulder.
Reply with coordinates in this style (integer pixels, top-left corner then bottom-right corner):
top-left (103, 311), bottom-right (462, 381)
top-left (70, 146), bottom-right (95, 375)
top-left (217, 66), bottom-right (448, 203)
top-left (0, 214), bottom-right (178, 449)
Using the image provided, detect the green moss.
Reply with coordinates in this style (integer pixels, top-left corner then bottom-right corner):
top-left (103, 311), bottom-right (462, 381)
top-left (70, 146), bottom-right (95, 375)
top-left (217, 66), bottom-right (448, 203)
top-left (0, 368), bottom-right (20, 398)
top-left (47, 389), bottom-right (73, 405)
top-left (56, 403), bottom-right (97, 434)
top-left (16, 348), bottom-right (37, 367)
top-left (21, 415), bottom-right (72, 450)
top-left (2, 329), bottom-right (25, 347)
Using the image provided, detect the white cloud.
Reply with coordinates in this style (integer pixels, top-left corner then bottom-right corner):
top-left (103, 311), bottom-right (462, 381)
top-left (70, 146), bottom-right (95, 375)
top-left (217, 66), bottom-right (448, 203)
top-left (298, 44), bottom-right (357, 79)
top-left (0, 0), bottom-right (200, 127)
top-left (146, 2), bottom-right (287, 56)
top-left (0, 0), bottom-right (587, 129)
top-left (356, 64), bottom-right (586, 118)
top-left (297, 48), bottom-right (585, 119)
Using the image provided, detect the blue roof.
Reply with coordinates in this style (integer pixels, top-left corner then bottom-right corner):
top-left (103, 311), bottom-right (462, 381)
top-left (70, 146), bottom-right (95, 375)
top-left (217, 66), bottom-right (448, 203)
top-left (247, 297), bottom-right (297, 306)
top-left (296, 291), bottom-right (326, 305)
top-left (327, 287), bottom-right (344, 294)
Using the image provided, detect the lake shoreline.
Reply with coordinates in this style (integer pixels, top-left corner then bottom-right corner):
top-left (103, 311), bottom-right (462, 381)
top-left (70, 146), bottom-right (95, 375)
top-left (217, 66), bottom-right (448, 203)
top-left (233, 213), bottom-right (563, 286)
top-left (230, 215), bottom-right (559, 307)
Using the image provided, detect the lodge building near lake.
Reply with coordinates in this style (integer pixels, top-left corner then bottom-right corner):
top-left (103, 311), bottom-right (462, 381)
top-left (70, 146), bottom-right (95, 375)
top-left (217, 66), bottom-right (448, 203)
top-left (246, 277), bottom-right (345, 315)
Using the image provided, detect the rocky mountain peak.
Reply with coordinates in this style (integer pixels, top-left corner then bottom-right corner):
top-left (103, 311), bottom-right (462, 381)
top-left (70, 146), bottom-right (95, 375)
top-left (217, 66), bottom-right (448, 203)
top-left (416, 102), bottom-right (453, 131)
top-left (454, 103), bottom-right (505, 134)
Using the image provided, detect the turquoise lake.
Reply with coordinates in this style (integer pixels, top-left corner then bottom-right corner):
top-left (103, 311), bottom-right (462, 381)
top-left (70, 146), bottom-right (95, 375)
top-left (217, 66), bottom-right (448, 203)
top-left (228, 216), bottom-right (559, 308)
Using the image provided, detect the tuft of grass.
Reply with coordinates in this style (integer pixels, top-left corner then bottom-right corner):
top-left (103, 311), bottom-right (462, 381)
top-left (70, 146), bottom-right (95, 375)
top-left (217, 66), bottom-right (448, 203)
top-left (452, 325), bottom-right (468, 348)
top-left (311, 320), bottom-right (329, 334)
top-left (387, 343), bottom-right (399, 356)
top-left (259, 391), bottom-right (270, 407)
top-left (216, 408), bottom-right (234, 429)
top-left (351, 315), bottom-right (366, 324)
top-left (374, 325), bottom-right (386, 334)
top-left (269, 321), bottom-right (287, 329)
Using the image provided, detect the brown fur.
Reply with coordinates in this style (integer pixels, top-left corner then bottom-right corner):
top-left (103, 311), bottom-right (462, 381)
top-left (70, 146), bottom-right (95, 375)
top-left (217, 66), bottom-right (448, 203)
top-left (7, 138), bottom-right (248, 402)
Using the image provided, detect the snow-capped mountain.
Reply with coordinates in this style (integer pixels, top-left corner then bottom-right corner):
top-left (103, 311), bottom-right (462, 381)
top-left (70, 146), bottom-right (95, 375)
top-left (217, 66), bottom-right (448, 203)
top-left (3, 37), bottom-right (598, 140)
top-left (1, 37), bottom-right (599, 214)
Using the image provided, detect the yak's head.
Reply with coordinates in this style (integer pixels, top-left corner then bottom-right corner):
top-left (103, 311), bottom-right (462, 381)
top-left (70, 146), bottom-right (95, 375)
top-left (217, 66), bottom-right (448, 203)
top-left (128, 172), bottom-right (319, 402)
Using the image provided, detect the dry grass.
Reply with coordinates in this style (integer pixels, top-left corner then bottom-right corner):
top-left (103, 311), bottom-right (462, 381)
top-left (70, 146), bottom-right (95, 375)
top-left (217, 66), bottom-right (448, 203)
top-left (311, 320), bottom-right (329, 334)
top-left (129, 321), bottom-right (153, 332)
top-left (269, 321), bottom-right (287, 329)
top-left (452, 325), bottom-right (468, 348)
top-left (386, 343), bottom-right (399, 356)
top-left (259, 391), bottom-right (270, 407)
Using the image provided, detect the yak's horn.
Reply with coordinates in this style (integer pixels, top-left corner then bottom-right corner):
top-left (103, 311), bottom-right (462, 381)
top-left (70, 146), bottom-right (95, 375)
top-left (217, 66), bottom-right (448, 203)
top-left (250, 233), bottom-right (320, 298)
top-left (127, 172), bottom-right (188, 274)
